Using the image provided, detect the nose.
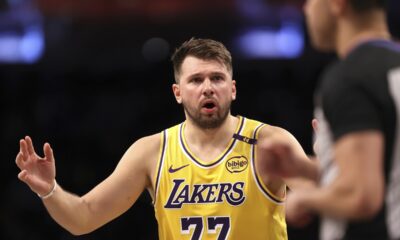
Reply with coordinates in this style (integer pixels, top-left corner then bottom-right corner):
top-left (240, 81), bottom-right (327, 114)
top-left (202, 78), bottom-right (214, 96)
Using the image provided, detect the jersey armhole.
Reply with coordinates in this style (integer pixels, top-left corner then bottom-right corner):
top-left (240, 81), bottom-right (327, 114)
top-left (251, 124), bottom-right (286, 205)
top-left (152, 130), bottom-right (167, 205)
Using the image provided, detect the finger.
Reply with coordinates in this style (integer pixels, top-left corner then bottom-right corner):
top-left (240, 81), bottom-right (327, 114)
top-left (25, 136), bottom-right (36, 156)
top-left (312, 119), bottom-right (319, 132)
top-left (20, 139), bottom-right (29, 159)
top-left (43, 143), bottom-right (54, 162)
top-left (18, 170), bottom-right (36, 189)
top-left (18, 169), bottom-right (29, 183)
top-left (15, 152), bottom-right (26, 169)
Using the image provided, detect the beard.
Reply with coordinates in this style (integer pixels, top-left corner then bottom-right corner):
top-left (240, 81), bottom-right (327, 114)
top-left (182, 100), bottom-right (231, 129)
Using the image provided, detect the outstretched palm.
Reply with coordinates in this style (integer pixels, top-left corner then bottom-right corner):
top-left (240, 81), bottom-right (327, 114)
top-left (16, 136), bottom-right (56, 196)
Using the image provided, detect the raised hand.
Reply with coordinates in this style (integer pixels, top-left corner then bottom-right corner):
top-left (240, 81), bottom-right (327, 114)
top-left (16, 136), bottom-right (56, 197)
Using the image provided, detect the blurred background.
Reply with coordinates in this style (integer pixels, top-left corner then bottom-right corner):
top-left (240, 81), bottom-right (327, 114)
top-left (1, 0), bottom-right (399, 239)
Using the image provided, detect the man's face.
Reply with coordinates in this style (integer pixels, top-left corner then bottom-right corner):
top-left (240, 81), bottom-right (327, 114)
top-left (304, 0), bottom-right (337, 51)
top-left (172, 56), bottom-right (236, 129)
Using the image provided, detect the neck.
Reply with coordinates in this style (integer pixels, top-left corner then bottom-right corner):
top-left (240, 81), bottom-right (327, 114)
top-left (184, 115), bottom-right (238, 147)
top-left (336, 10), bottom-right (390, 58)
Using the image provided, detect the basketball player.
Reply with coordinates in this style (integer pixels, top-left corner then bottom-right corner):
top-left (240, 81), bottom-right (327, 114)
top-left (15, 38), bottom-right (312, 239)
top-left (261, 0), bottom-right (400, 239)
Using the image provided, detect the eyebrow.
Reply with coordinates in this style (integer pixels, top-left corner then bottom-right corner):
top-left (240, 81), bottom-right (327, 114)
top-left (187, 71), bottom-right (227, 78)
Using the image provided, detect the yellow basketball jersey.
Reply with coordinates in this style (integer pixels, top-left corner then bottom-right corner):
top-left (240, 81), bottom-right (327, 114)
top-left (153, 116), bottom-right (287, 240)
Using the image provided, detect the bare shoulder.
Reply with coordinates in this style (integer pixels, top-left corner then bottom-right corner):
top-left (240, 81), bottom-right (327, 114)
top-left (133, 132), bottom-right (162, 153)
top-left (257, 124), bottom-right (307, 160)
top-left (257, 123), bottom-right (309, 166)
top-left (254, 125), bottom-right (290, 196)
top-left (124, 132), bottom-right (162, 165)
top-left (116, 132), bottom-right (162, 172)
top-left (258, 124), bottom-right (297, 143)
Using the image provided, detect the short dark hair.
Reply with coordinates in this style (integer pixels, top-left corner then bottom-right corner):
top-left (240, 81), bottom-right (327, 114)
top-left (349, 0), bottom-right (386, 12)
top-left (171, 38), bottom-right (233, 82)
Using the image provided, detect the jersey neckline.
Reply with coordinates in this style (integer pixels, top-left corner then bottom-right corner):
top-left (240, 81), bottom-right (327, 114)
top-left (179, 116), bottom-right (245, 168)
top-left (348, 38), bottom-right (397, 56)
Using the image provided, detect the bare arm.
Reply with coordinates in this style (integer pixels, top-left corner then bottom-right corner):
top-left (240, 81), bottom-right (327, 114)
top-left (290, 131), bottom-right (384, 220)
top-left (257, 126), bottom-right (319, 191)
top-left (256, 125), bottom-right (320, 227)
top-left (16, 134), bottom-right (160, 235)
top-left (259, 127), bottom-right (319, 185)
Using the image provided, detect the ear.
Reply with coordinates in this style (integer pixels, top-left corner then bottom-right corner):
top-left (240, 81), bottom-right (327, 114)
top-left (329, 0), bottom-right (347, 16)
top-left (172, 83), bottom-right (182, 104)
top-left (232, 80), bottom-right (237, 101)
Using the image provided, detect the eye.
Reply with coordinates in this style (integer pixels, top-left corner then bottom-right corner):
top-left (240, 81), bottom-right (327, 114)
top-left (190, 77), bottom-right (203, 84)
top-left (211, 75), bottom-right (224, 81)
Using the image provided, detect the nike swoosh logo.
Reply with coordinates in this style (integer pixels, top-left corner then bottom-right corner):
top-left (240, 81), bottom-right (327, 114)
top-left (169, 164), bottom-right (189, 173)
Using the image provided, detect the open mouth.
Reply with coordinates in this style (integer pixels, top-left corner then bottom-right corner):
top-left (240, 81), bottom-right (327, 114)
top-left (203, 102), bottom-right (216, 109)
top-left (201, 100), bottom-right (217, 113)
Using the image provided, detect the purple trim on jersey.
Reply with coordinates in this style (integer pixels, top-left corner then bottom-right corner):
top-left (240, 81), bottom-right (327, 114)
top-left (350, 39), bottom-right (400, 55)
top-left (251, 124), bottom-right (285, 204)
top-left (369, 39), bottom-right (400, 52)
top-left (154, 130), bottom-right (167, 199)
top-left (179, 116), bottom-right (245, 168)
top-left (232, 133), bottom-right (257, 145)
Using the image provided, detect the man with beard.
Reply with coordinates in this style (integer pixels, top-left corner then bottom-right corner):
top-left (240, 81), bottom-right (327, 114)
top-left (260, 0), bottom-right (400, 239)
top-left (15, 38), bottom-right (311, 239)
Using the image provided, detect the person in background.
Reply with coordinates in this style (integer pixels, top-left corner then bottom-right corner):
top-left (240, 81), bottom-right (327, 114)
top-left (262, 0), bottom-right (400, 239)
